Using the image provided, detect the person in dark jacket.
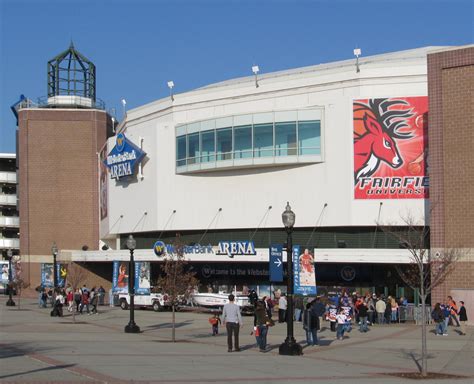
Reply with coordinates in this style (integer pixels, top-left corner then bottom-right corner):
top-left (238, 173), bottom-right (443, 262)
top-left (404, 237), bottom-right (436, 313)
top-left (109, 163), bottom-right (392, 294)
top-left (432, 303), bottom-right (446, 336)
top-left (311, 297), bottom-right (326, 331)
top-left (458, 301), bottom-right (468, 336)
top-left (358, 301), bottom-right (369, 332)
top-left (254, 300), bottom-right (271, 351)
top-left (303, 302), bottom-right (319, 345)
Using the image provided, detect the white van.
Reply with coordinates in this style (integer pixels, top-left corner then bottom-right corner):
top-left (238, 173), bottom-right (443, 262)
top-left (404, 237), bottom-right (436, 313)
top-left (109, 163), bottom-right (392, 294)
top-left (118, 293), bottom-right (170, 312)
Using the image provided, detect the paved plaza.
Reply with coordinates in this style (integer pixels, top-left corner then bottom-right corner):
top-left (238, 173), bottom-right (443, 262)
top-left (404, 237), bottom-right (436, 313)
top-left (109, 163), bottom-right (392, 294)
top-left (0, 297), bottom-right (473, 384)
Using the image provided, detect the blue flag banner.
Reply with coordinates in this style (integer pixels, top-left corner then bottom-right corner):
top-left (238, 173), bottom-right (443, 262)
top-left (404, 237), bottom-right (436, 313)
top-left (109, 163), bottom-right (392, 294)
top-left (269, 244), bottom-right (283, 282)
top-left (293, 246), bottom-right (317, 296)
top-left (112, 261), bottom-right (129, 294)
top-left (135, 262), bottom-right (151, 295)
top-left (56, 264), bottom-right (67, 288)
top-left (41, 263), bottom-right (54, 288)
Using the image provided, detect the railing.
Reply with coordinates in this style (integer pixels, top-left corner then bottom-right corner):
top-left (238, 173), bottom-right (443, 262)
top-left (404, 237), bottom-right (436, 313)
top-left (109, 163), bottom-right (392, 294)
top-left (0, 216), bottom-right (19, 227)
top-left (0, 172), bottom-right (17, 184)
top-left (18, 96), bottom-right (105, 110)
top-left (0, 195), bottom-right (17, 206)
top-left (0, 238), bottom-right (19, 248)
top-left (399, 304), bottom-right (432, 324)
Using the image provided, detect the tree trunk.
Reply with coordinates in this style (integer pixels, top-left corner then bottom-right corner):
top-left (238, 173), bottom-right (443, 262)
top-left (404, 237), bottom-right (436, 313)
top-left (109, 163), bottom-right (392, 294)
top-left (172, 304), bottom-right (176, 342)
top-left (420, 291), bottom-right (428, 377)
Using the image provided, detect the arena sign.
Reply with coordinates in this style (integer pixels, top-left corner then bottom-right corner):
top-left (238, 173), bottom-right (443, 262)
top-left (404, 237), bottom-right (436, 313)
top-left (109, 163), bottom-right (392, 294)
top-left (104, 133), bottom-right (146, 179)
top-left (153, 241), bottom-right (256, 257)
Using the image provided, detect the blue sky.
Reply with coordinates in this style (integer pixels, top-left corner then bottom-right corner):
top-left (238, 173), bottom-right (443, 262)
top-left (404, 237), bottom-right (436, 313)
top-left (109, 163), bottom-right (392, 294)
top-left (1, 0), bottom-right (473, 153)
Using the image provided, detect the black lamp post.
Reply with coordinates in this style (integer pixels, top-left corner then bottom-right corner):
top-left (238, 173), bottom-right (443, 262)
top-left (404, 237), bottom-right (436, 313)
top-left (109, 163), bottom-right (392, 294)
top-left (279, 202), bottom-right (303, 356)
top-left (51, 242), bottom-right (58, 289)
top-left (125, 234), bottom-right (140, 333)
top-left (6, 249), bottom-right (15, 306)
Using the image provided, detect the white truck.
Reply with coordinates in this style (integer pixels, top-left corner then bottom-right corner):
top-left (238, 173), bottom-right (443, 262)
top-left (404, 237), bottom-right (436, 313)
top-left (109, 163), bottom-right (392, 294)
top-left (118, 293), bottom-right (170, 312)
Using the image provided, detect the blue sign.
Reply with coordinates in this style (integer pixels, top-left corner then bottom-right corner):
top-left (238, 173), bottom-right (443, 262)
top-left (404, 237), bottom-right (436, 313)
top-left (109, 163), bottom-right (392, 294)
top-left (41, 263), bottom-right (54, 288)
top-left (153, 241), bottom-right (166, 257)
top-left (134, 262), bottom-right (151, 295)
top-left (104, 133), bottom-right (146, 179)
top-left (112, 261), bottom-right (129, 294)
top-left (56, 264), bottom-right (67, 288)
top-left (269, 244), bottom-right (283, 282)
top-left (293, 245), bottom-right (317, 296)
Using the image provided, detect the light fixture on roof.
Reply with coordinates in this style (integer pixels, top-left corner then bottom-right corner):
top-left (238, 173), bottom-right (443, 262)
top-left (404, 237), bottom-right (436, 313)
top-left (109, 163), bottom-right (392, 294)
top-left (167, 81), bottom-right (175, 101)
top-left (121, 98), bottom-right (127, 118)
top-left (252, 65), bottom-right (260, 88)
top-left (353, 48), bottom-right (362, 73)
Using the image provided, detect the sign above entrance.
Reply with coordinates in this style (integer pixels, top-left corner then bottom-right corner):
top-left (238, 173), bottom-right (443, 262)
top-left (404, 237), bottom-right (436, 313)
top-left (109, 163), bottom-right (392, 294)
top-left (104, 133), bottom-right (146, 179)
top-left (152, 241), bottom-right (256, 257)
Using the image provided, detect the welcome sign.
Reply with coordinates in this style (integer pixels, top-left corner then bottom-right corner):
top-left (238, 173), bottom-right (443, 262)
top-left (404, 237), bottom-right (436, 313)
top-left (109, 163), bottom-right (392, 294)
top-left (104, 133), bottom-right (146, 179)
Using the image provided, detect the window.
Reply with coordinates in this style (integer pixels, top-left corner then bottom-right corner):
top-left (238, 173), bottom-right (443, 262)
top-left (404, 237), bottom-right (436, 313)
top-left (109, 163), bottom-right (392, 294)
top-left (216, 127), bottom-right (232, 160)
top-left (298, 120), bottom-right (320, 155)
top-left (275, 122), bottom-right (297, 156)
top-left (253, 123), bottom-right (273, 157)
top-left (176, 136), bottom-right (186, 166)
top-left (233, 125), bottom-right (252, 159)
top-left (176, 110), bottom-right (322, 171)
top-left (201, 130), bottom-right (215, 163)
top-left (187, 133), bottom-right (200, 164)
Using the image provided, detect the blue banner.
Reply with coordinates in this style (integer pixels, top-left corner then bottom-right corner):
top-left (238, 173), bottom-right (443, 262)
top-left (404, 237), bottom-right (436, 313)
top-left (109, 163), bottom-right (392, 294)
top-left (293, 246), bottom-right (317, 296)
top-left (134, 262), bottom-right (151, 295)
top-left (1, 261), bottom-right (12, 284)
top-left (56, 264), bottom-right (67, 288)
top-left (269, 244), bottom-right (283, 282)
top-left (104, 133), bottom-right (146, 179)
top-left (112, 261), bottom-right (129, 294)
top-left (41, 263), bottom-right (54, 288)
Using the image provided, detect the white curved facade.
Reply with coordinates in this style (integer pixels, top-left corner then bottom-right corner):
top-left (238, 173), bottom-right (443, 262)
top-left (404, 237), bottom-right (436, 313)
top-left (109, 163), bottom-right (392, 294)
top-left (101, 47), bottom-right (438, 238)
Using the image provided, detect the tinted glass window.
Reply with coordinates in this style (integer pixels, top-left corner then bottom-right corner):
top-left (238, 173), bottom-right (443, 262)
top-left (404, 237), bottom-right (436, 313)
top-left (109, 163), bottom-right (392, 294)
top-left (234, 125), bottom-right (252, 159)
top-left (216, 128), bottom-right (232, 160)
top-left (298, 120), bottom-right (320, 155)
top-left (187, 133), bottom-right (200, 164)
top-left (176, 136), bottom-right (186, 166)
top-left (253, 123), bottom-right (273, 157)
top-left (275, 122), bottom-right (297, 156)
top-left (201, 130), bottom-right (215, 163)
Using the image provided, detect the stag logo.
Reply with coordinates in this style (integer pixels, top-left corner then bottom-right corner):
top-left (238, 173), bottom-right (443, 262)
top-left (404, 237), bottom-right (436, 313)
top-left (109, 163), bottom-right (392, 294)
top-left (354, 99), bottom-right (414, 184)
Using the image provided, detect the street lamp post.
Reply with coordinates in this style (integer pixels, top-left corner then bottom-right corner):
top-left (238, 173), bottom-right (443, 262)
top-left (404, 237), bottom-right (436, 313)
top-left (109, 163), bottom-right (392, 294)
top-left (279, 202), bottom-right (303, 356)
top-left (6, 249), bottom-right (15, 306)
top-left (125, 234), bottom-right (140, 333)
top-left (51, 242), bottom-right (58, 289)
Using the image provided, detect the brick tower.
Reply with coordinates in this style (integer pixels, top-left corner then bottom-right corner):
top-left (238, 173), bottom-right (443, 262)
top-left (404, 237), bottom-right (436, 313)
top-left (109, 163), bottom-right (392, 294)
top-left (17, 44), bottom-right (113, 286)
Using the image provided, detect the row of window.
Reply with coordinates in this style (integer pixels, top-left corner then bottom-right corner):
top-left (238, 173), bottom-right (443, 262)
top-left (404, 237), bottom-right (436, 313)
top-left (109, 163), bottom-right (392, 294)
top-left (176, 120), bottom-right (321, 167)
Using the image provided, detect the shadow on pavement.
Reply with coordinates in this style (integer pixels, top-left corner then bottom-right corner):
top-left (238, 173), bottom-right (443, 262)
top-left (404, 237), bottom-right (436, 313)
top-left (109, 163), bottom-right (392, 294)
top-left (143, 320), bottom-right (193, 331)
top-left (0, 363), bottom-right (76, 379)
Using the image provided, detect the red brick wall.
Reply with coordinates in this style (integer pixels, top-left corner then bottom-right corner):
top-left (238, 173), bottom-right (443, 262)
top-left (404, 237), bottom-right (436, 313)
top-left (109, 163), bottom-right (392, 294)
top-left (428, 46), bottom-right (474, 305)
top-left (18, 109), bottom-right (110, 286)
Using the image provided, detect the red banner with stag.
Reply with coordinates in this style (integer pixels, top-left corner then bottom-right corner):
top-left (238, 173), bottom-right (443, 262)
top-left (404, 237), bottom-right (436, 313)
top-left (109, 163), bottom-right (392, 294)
top-left (353, 96), bottom-right (428, 199)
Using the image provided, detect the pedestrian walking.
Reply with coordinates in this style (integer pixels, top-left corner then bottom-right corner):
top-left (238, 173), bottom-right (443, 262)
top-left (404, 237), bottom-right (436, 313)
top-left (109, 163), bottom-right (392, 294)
top-left (458, 301), bottom-right (468, 336)
top-left (278, 294), bottom-right (287, 323)
top-left (358, 301), bottom-right (369, 332)
top-left (80, 289), bottom-right (90, 314)
top-left (336, 308), bottom-right (348, 340)
top-left (67, 290), bottom-right (74, 312)
top-left (294, 296), bottom-right (304, 322)
top-left (74, 288), bottom-right (82, 312)
top-left (303, 302), bottom-right (319, 345)
top-left (254, 300), bottom-right (273, 352)
top-left (90, 287), bottom-right (99, 314)
top-left (209, 314), bottom-right (221, 336)
top-left (376, 297), bottom-right (386, 324)
top-left (98, 286), bottom-right (106, 305)
top-left (222, 294), bottom-right (243, 352)
top-left (432, 303), bottom-right (446, 336)
top-left (447, 296), bottom-right (461, 327)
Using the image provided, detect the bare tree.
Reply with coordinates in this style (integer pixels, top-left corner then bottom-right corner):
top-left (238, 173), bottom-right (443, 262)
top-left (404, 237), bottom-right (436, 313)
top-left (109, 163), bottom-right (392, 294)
top-left (65, 262), bottom-right (87, 323)
top-left (157, 235), bottom-right (198, 342)
top-left (12, 259), bottom-right (29, 309)
top-left (381, 212), bottom-right (461, 377)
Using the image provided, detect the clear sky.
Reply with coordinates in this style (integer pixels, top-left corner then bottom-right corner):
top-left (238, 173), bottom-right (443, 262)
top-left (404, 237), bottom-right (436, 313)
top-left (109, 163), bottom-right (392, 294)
top-left (0, 0), bottom-right (473, 153)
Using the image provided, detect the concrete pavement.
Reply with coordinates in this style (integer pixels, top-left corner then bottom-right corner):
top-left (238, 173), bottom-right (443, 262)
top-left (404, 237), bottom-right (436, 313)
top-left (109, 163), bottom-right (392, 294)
top-left (0, 297), bottom-right (473, 383)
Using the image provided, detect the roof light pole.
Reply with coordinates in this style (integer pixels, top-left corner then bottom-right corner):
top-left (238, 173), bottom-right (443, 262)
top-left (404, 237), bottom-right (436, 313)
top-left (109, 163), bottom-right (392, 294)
top-left (168, 81), bottom-right (175, 101)
top-left (252, 65), bottom-right (260, 88)
top-left (354, 48), bottom-right (362, 73)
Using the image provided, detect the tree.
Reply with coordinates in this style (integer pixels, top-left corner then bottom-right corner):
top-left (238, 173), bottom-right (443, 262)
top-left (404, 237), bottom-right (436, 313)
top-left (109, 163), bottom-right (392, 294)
top-left (381, 212), bottom-right (461, 377)
top-left (64, 262), bottom-right (87, 323)
top-left (12, 259), bottom-right (29, 309)
top-left (157, 235), bottom-right (198, 342)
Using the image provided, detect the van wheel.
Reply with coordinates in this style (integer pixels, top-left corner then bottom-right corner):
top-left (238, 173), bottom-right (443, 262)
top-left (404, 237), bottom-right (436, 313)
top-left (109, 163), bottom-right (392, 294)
top-left (152, 301), bottom-right (162, 312)
top-left (120, 299), bottom-right (129, 310)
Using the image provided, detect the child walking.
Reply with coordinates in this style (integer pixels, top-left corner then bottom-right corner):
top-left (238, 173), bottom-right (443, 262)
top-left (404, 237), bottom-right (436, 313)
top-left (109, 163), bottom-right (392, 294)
top-left (209, 314), bottom-right (221, 336)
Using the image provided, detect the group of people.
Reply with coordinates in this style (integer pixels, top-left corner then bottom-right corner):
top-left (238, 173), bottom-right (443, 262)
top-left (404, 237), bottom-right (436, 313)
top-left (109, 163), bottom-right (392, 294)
top-left (212, 291), bottom-right (469, 353)
top-left (431, 296), bottom-right (468, 336)
top-left (37, 284), bottom-right (106, 317)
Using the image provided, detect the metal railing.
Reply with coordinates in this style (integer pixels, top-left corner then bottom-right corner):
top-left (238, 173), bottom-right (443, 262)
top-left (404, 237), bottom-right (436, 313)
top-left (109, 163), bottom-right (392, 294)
top-left (17, 96), bottom-right (105, 110)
